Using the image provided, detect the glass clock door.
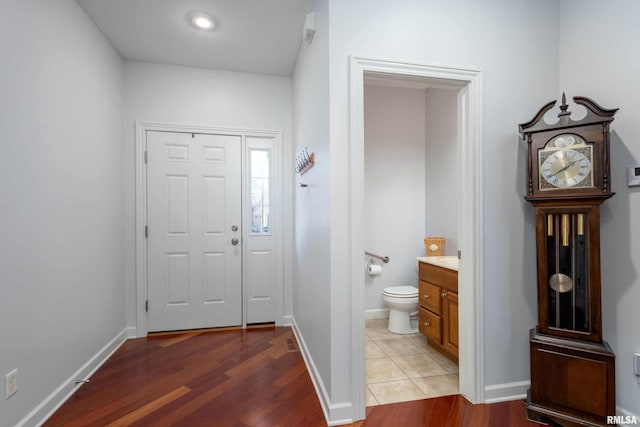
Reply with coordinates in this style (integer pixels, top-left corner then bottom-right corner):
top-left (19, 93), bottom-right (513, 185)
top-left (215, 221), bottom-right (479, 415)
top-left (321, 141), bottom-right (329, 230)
top-left (545, 212), bottom-right (589, 333)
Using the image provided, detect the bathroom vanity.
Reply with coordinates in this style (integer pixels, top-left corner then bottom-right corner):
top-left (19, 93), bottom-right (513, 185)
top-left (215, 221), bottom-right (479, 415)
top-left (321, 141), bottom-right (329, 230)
top-left (417, 256), bottom-right (458, 364)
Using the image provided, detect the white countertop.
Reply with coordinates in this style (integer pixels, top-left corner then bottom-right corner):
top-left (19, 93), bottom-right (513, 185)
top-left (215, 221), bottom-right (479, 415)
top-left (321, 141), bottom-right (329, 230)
top-left (417, 256), bottom-right (459, 271)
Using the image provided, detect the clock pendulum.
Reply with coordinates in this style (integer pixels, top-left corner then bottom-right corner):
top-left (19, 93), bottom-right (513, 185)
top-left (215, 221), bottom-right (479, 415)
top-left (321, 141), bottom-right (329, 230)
top-left (519, 94), bottom-right (618, 426)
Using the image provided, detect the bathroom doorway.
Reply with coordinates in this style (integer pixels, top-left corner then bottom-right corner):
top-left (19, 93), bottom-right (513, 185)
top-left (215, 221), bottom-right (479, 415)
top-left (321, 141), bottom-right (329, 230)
top-left (363, 80), bottom-right (460, 406)
top-left (349, 57), bottom-right (483, 421)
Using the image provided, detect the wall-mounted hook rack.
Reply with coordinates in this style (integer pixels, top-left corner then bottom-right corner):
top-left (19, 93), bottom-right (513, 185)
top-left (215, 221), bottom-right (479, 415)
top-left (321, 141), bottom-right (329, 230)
top-left (295, 147), bottom-right (315, 175)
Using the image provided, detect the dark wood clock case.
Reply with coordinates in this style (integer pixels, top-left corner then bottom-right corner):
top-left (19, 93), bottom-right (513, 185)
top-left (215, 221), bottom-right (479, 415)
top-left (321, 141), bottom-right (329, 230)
top-left (520, 95), bottom-right (617, 427)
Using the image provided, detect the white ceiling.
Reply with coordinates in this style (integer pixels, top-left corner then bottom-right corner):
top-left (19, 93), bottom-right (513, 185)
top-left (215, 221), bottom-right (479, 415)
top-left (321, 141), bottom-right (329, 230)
top-left (77, 0), bottom-right (313, 76)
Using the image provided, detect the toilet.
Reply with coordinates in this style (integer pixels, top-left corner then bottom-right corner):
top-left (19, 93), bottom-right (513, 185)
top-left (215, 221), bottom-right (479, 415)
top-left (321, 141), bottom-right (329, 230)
top-left (382, 286), bottom-right (419, 334)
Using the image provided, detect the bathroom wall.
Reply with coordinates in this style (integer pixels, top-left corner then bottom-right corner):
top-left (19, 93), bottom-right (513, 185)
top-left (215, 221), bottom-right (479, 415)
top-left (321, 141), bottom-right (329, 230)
top-left (363, 84), bottom-right (427, 311)
top-left (425, 88), bottom-right (459, 256)
top-left (363, 85), bottom-right (459, 312)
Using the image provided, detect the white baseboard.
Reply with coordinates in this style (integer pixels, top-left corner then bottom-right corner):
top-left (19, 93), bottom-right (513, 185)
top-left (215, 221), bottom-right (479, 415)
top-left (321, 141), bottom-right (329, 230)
top-left (485, 382), bottom-right (639, 425)
top-left (483, 380), bottom-right (529, 404)
top-left (282, 314), bottom-right (293, 327)
top-left (289, 317), bottom-right (332, 423)
top-left (17, 327), bottom-right (131, 427)
top-left (365, 308), bottom-right (389, 320)
top-left (289, 316), bottom-right (355, 426)
top-left (125, 326), bottom-right (138, 339)
top-left (615, 406), bottom-right (640, 426)
top-left (326, 402), bottom-right (354, 427)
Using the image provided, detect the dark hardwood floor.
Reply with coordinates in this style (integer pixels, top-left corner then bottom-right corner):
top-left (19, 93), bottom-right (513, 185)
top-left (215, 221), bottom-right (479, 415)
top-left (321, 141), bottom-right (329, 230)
top-left (45, 327), bottom-right (543, 427)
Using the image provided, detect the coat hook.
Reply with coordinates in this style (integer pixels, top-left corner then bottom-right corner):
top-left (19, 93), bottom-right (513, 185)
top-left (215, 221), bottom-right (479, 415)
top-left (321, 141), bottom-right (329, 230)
top-left (295, 148), bottom-right (315, 175)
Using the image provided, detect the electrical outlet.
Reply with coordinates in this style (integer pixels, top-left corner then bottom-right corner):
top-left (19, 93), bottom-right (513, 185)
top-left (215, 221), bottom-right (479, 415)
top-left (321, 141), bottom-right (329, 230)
top-left (5, 369), bottom-right (17, 399)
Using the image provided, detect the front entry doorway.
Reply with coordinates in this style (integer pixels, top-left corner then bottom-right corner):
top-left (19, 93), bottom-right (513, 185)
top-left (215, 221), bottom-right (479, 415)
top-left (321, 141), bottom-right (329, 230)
top-left (147, 131), bottom-right (242, 332)
top-left (138, 125), bottom-right (283, 334)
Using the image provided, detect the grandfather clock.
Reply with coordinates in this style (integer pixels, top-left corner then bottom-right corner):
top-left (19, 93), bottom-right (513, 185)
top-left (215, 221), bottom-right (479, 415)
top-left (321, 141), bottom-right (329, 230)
top-left (520, 94), bottom-right (617, 427)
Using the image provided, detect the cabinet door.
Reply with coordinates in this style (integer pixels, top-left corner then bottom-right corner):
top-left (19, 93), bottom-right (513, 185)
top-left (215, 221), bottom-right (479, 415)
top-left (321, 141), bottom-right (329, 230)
top-left (442, 291), bottom-right (458, 357)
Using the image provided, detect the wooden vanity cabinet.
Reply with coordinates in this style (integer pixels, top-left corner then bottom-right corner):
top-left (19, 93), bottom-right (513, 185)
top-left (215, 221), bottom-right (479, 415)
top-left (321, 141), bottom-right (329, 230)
top-left (418, 261), bottom-right (458, 363)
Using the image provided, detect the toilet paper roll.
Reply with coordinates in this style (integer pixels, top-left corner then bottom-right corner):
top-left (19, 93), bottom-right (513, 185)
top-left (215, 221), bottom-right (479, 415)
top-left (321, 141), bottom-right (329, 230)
top-left (368, 264), bottom-right (382, 276)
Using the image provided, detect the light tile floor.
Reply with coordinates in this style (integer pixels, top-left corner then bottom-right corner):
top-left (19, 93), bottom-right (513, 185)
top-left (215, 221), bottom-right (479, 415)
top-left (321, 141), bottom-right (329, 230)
top-left (366, 318), bottom-right (459, 406)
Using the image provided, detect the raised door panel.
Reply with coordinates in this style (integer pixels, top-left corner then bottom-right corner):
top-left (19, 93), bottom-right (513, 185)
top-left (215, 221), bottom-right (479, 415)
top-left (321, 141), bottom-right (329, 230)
top-left (531, 345), bottom-right (610, 419)
top-left (166, 253), bottom-right (190, 305)
top-left (247, 250), bottom-right (273, 300)
top-left (202, 177), bottom-right (226, 235)
top-left (202, 252), bottom-right (226, 302)
top-left (165, 176), bottom-right (189, 235)
top-left (442, 291), bottom-right (459, 358)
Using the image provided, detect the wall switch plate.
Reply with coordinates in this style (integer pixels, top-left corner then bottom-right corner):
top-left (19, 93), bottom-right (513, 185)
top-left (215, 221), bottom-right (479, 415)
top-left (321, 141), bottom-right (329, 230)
top-left (635, 353), bottom-right (640, 376)
top-left (628, 165), bottom-right (640, 187)
top-left (5, 369), bottom-right (17, 399)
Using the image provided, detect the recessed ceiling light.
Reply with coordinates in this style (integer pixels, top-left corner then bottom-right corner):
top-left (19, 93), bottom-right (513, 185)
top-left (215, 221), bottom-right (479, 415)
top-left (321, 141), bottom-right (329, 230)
top-left (190, 13), bottom-right (215, 30)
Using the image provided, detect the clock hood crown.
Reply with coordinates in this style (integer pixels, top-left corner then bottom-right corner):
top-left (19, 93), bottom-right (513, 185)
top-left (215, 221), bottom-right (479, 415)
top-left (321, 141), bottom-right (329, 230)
top-left (519, 93), bottom-right (618, 200)
top-left (519, 93), bottom-right (618, 136)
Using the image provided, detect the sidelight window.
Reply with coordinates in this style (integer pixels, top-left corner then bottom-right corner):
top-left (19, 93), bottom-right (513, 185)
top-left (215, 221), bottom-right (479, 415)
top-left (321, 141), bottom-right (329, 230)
top-left (249, 149), bottom-right (270, 234)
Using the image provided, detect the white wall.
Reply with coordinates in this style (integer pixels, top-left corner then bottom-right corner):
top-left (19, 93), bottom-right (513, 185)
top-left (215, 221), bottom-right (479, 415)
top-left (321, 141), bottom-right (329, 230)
top-left (0, 1), bottom-right (125, 426)
top-left (123, 61), bottom-right (294, 328)
top-left (325, 0), bottom-right (559, 418)
top-left (363, 84), bottom-right (426, 310)
top-left (425, 88), bottom-right (459, 256)
top-left (558, 0), bottom-right (640, 416)
top-left (362, 85), bottom-right (459, 312)
top-left (292, 0), bottom-right (333, 404)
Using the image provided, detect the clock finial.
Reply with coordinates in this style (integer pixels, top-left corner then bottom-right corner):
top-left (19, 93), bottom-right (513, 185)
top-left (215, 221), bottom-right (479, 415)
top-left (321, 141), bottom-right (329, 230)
top-left (558, 92), bottom-right (571, 124)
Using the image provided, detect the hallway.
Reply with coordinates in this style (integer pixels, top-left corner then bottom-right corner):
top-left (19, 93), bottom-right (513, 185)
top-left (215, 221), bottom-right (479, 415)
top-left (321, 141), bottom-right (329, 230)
top-left (45, 327), bottom-right (540, 426)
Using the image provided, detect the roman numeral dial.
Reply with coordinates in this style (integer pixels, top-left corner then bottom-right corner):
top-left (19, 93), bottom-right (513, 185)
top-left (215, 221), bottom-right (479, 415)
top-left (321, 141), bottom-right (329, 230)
top-left (541, 149), bottom-right (592, 188)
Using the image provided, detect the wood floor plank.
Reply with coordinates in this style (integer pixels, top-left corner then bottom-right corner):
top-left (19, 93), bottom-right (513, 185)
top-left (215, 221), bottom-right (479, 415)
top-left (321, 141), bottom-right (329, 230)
top-left (157, 332), bottom-right (200, 348)
top-left (45, 327), bottom-right (543, 427)
top-left (105, 386), bottom-right (191, 427)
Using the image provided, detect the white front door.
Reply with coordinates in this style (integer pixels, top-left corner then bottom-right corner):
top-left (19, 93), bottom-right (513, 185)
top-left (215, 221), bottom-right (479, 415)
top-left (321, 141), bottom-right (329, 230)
top-left (146, 131), bottom-right (242, 332)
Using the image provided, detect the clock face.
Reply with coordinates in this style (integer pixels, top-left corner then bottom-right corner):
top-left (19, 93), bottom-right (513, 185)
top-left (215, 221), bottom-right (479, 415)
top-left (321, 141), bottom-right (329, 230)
top-left (538, 134), bottom-right (593, 190)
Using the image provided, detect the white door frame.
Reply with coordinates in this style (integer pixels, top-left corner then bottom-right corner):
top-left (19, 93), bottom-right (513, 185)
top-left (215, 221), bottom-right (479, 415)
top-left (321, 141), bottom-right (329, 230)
top-left (349, 56), bottom-right (484, 419)
top-left (135, 121), bottom-right (283, 337)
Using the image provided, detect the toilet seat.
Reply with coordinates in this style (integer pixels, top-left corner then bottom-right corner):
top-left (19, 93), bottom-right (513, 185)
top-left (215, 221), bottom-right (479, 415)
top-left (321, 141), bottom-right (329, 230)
top-left (383, 286), bottom-right (418, 298)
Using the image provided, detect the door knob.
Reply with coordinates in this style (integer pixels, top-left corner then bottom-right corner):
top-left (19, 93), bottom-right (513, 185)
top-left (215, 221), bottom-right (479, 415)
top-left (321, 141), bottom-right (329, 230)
top-left (231, 225), bottom-right (238, 232)
top-left (231, 238), bottom-right (239, 246)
